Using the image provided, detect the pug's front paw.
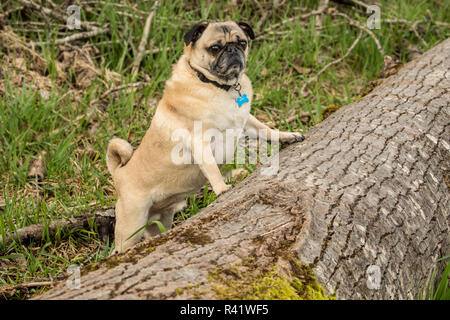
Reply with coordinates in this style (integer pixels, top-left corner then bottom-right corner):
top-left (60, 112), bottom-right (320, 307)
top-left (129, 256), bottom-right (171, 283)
top-left (279, 132), bottom-right (305, 144)
top-left (214, 183), bottom-right (232, 196)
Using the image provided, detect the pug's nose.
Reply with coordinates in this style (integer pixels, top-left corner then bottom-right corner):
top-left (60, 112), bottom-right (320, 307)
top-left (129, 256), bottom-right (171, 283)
top-left (227, 44), bottom-right (238, 53)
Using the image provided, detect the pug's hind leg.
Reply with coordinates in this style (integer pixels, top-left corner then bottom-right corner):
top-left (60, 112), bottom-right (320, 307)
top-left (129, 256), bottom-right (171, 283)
top-left (144, 210), bottom-right (162, 238)
top-left (161, 200), bottom-right (187, 230)
top-left (144, 200), bottom-right (187, 238)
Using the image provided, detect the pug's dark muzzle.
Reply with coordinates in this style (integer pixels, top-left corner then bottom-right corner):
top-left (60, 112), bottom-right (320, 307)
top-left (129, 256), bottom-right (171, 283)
top-left (213, 43), bottom-right (246, 81)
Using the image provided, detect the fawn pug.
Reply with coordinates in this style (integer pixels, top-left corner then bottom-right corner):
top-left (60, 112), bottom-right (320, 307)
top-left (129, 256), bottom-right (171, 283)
top-left (106, 21), bottom-right (304, 253)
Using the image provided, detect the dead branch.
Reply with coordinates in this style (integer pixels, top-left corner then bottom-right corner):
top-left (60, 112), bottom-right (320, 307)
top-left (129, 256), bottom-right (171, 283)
top-left (349, 0), bottom-right (370, 9)
top-left (329, 8), bottom-right (384, 55)
top-left (315, 0), bottom-right (330, 29)
top-left (17, 0), bottom-right (95, 31)
top-left (32, 27), bottom-right (108, 47)
top-left (0, 4), bottom-right (25, 19)
top-left (0, 279), bottom-right (61, 299)
top-left (144, 46), bottom-right (170, 55)
top-left (257, 4), bottom-right (329, 38)
top-left (85, 82), bottom-right (150, 119)
top-left (253, 0), bottom-right (270, 32)
top-left (95, 82), bottom-right (149, 101)
top-left (301, 30), bottom-right (363, 97)
top-left (383, 19), bottom-right (428, 47)
top-left (131, 0), bottom-right (160, 79)
top-left (0, 208), bottom-right (115, 248)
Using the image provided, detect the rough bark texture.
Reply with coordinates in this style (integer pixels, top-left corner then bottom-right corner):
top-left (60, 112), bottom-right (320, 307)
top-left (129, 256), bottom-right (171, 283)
top-left (35, 38), bottom-right (450, 300)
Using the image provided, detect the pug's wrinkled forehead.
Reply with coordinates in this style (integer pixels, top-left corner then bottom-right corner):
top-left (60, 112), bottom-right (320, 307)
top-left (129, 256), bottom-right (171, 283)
top-left (184, 21), bottom-right (255, 48)
top-left (201, 22), bottom-right (249, 46)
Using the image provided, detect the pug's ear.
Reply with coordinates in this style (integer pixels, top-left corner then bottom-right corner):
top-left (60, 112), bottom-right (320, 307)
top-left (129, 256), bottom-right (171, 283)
top-left (236, 21), bottom-right (255, 40)
top-left (184, 21), bottom-right (209, 46)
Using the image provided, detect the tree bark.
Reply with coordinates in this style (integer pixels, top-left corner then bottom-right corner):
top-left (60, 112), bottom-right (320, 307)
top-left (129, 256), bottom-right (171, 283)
top-left (35, 38), bottom-right (450, 300)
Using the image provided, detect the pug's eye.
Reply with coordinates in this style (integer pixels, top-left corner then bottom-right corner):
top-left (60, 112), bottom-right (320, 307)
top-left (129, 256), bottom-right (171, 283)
top-left (209, 45), bottom-right (222, 54)
top-left (238, 40), bottom-right (247, 49)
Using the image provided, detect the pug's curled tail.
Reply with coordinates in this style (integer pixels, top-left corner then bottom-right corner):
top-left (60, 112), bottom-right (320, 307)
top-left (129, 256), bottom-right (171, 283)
top-left (106, 138), bottom-right (133, 176)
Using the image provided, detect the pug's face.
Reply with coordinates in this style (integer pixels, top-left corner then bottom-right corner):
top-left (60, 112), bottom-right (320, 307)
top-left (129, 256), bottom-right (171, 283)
top-left (184, 21), bottom-right (255, 85)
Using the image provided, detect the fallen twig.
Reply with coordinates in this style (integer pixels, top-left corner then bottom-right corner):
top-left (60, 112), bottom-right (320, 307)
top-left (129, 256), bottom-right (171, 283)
top-left (89, 82), bottom-right (149, 106)
top-left (330, 8), bottom-right (384, 55)
top-left (7, 21), bottom-right (66, 27)
top-left (257, 4), bottom-right (329, 38)
top-left (300, 30), bottom-right (363, 97)
top-left (284, 110), bottom-right (317, 122)
top-left (0, 209), bottom-right (115, 248)
top-left (349, 0), bottom-right (370, 9)
top-left (32, 27), bottom-right (108, 47)
top-left (0, 4), bottom-right (24, 19)
top-left (11, 281), bottom-right (53, 288)
top-left (144, 46), bottom-right (170, 55)
top-left (383, 18), bottom-right (428, 47)
top-left (434, 21), bottom-right (450, 28)
top-left (315, 0), bottom-right (329, 29)
top-left (17, 0), bottom-right (95, 31)
top-left (131, 0), bottom-right (160, 79)
top-left (0, 280), bottom-right (58, 299)
top-left (16, 0), bottom-right (109, 48)
top-left (253, 0), bottom-right (270, 32)
top-left (85, 82), bottom-right (150, 119)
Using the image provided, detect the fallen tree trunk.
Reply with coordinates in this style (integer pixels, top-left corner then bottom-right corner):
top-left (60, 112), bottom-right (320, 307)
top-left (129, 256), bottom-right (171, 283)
top-left (35, 38), bottom-right (450, 300)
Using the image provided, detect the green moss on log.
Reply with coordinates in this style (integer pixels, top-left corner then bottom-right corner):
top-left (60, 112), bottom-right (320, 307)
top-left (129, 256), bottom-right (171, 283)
top-left (207, 258), bottom-right (335, 300)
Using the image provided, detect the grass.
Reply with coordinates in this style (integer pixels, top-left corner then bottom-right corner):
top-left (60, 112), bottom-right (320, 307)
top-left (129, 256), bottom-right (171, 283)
top-left (0, 0), bottom-right (449, 299)
top-left (420, 256), bottom-right (450, 300)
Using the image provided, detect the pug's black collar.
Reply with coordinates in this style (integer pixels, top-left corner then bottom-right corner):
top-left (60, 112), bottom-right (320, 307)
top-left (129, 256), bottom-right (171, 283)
top-left (188, 62), bottom-right (232, 91)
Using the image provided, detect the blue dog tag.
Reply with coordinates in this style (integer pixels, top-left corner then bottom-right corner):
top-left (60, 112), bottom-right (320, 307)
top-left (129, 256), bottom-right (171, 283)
top-left (236, 93), bottom-right (249, 107)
